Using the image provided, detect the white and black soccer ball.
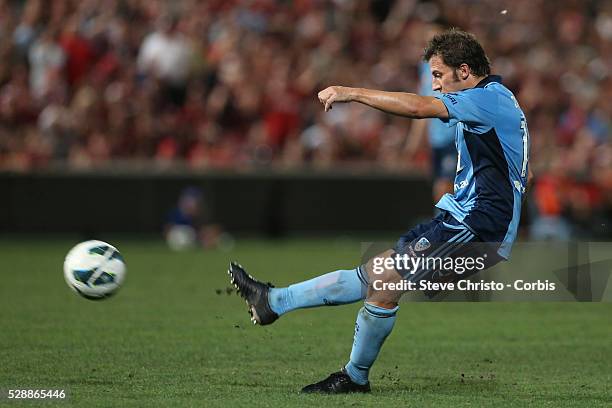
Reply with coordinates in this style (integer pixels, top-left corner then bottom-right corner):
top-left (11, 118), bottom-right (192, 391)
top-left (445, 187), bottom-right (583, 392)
top-left (63, 240), bottom-right (126, 300)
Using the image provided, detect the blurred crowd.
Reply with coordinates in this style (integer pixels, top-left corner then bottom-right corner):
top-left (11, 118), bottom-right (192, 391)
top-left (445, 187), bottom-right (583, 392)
top-left (0, 0), bottom-right (611, 237)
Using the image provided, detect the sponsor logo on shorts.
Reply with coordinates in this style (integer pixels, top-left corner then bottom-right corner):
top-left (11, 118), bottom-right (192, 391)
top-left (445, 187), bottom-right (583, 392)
top-left (415, 237), bottom-right (431, 252)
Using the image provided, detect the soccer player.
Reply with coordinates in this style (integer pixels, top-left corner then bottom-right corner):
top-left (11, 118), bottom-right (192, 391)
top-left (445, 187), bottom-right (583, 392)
top-left (228, 29), bottom-right (531, 393)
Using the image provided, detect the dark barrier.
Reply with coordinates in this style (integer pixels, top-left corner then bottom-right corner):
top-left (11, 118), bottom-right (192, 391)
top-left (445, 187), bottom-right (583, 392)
top-left (0, 169), bottom-right (433, 235)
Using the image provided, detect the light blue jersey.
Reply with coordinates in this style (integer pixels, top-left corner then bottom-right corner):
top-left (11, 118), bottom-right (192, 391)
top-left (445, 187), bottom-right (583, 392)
top-left (435, 75), bottom-right (530, 259)
top-left (419, 62), bottom-right (456, 149)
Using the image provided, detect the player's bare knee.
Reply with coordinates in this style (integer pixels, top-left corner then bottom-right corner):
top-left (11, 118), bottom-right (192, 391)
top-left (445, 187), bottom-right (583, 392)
top-left (366, 267), bottom-right (404, 305)
top-left (366, 286), bottom-right (402, 306)
top-left (361, 249), bottom-right (406, 305)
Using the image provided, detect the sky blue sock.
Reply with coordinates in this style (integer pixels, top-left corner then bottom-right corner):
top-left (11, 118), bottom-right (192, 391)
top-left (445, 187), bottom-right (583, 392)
top-left (268, 267), bottom-right (367, 316)
top-left (344, 302), bottom-right (399, 385)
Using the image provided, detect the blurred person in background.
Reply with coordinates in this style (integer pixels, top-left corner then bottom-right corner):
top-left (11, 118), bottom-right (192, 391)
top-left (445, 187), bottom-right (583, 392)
top-left (405, 24), bottom-right (457, 205)
top-left (138, 13), bottom-right (193, 107)
top-left (28, 28), bottom-right (65, 100)
top-left (530, 155), bottom-right (572, 240)
top-left (165, 187), bottom-right (226, 251)
top-left (405, 59), bottom-right (457, 204)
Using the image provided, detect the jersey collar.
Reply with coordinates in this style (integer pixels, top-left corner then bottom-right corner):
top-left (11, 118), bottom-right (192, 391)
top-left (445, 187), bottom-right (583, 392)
top-left (475, 75), bottom-right (502, 88)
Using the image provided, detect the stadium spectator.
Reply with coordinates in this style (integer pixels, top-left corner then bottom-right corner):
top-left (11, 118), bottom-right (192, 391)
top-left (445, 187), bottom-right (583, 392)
top-left (165, 186), bottom-right (225, 251)
top-left (0, 0), bottom-right (610, 237)
top-left (28, 28), bottom-right (65, 99)
top-left (138, 14), bottom-right (194, 106)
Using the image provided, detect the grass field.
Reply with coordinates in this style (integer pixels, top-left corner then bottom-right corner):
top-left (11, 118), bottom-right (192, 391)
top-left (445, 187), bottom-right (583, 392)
top-left (0, 237), bottom-right (611, 407)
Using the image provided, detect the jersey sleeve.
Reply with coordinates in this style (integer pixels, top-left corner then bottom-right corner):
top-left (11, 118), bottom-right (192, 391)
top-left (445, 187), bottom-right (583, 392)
top-left (436, 88), bottom-right (497, 130)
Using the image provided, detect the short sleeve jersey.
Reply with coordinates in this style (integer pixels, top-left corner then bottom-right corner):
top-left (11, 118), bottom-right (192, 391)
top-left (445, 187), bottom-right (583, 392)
top-left (435, 75), bottom-right (530, 259)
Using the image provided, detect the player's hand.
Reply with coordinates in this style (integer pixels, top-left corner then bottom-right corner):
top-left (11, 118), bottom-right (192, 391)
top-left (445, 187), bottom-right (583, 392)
top-left (317, 86), bottom-right (353, 112)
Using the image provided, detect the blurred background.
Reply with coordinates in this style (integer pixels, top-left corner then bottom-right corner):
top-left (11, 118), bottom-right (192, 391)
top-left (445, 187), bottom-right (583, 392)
top-left (0, 0), bottom-right (611, 244)
top-left (2, 4), bottom-right (611, 404)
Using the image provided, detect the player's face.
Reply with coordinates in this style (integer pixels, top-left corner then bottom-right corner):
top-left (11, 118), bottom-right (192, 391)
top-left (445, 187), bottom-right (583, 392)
top-left (429, 55), bottom-right (462, 94)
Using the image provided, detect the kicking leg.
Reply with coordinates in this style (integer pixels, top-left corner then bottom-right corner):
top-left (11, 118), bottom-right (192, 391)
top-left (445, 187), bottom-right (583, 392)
top-left (337, 216), bottom-right (495, 391)
top-left (268, 267), bottom-right (368, 315)
top-left (228, 262), bottom-right (368, 325)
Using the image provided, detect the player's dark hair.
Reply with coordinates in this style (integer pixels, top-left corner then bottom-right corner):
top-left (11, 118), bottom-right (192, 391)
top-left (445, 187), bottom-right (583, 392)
top-left (423, 28), bottom-right (491, 77)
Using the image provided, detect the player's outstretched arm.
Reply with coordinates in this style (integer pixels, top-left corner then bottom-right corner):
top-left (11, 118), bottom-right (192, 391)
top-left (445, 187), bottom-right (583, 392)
top-left (317, 86), bottom-right (449, 120)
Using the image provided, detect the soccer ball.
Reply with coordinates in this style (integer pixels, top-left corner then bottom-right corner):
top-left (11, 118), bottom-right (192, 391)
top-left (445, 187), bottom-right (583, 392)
top-left (63, 240), bottom-right (126, 300)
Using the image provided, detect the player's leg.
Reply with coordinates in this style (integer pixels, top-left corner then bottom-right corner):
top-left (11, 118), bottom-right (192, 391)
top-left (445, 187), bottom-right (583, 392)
top-left (227, 216), bottom-right (438, 325)
top-left (228, 263), bottom-right (368, 325)
top-left (341, 249), bottom-right (404, 388)
top-left (300, 249), bottom-right (401, 394)
top-left (302, 247), bottom-right (418, 393)
top-left (304, 212), bottom-right (500, 393)
top-left (342, 214), bottom-right (506, 388)
top-left (267, 267), bottom-right (368, 314)
top-left (301, 218), bottom-right (441, 393)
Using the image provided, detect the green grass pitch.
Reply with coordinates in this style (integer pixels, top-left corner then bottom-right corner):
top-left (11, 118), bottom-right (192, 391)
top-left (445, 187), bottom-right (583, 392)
top-left (0, 237), bottom-right (610, 407)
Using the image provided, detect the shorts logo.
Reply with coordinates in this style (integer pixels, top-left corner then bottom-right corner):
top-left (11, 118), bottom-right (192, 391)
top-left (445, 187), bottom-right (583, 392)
top-left (414, 237), bottom-right (431, 252)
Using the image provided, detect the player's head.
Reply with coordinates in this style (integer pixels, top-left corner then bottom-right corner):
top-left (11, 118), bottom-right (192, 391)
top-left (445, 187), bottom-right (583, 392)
top-left (423, 28), bottom-right (491, 93)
